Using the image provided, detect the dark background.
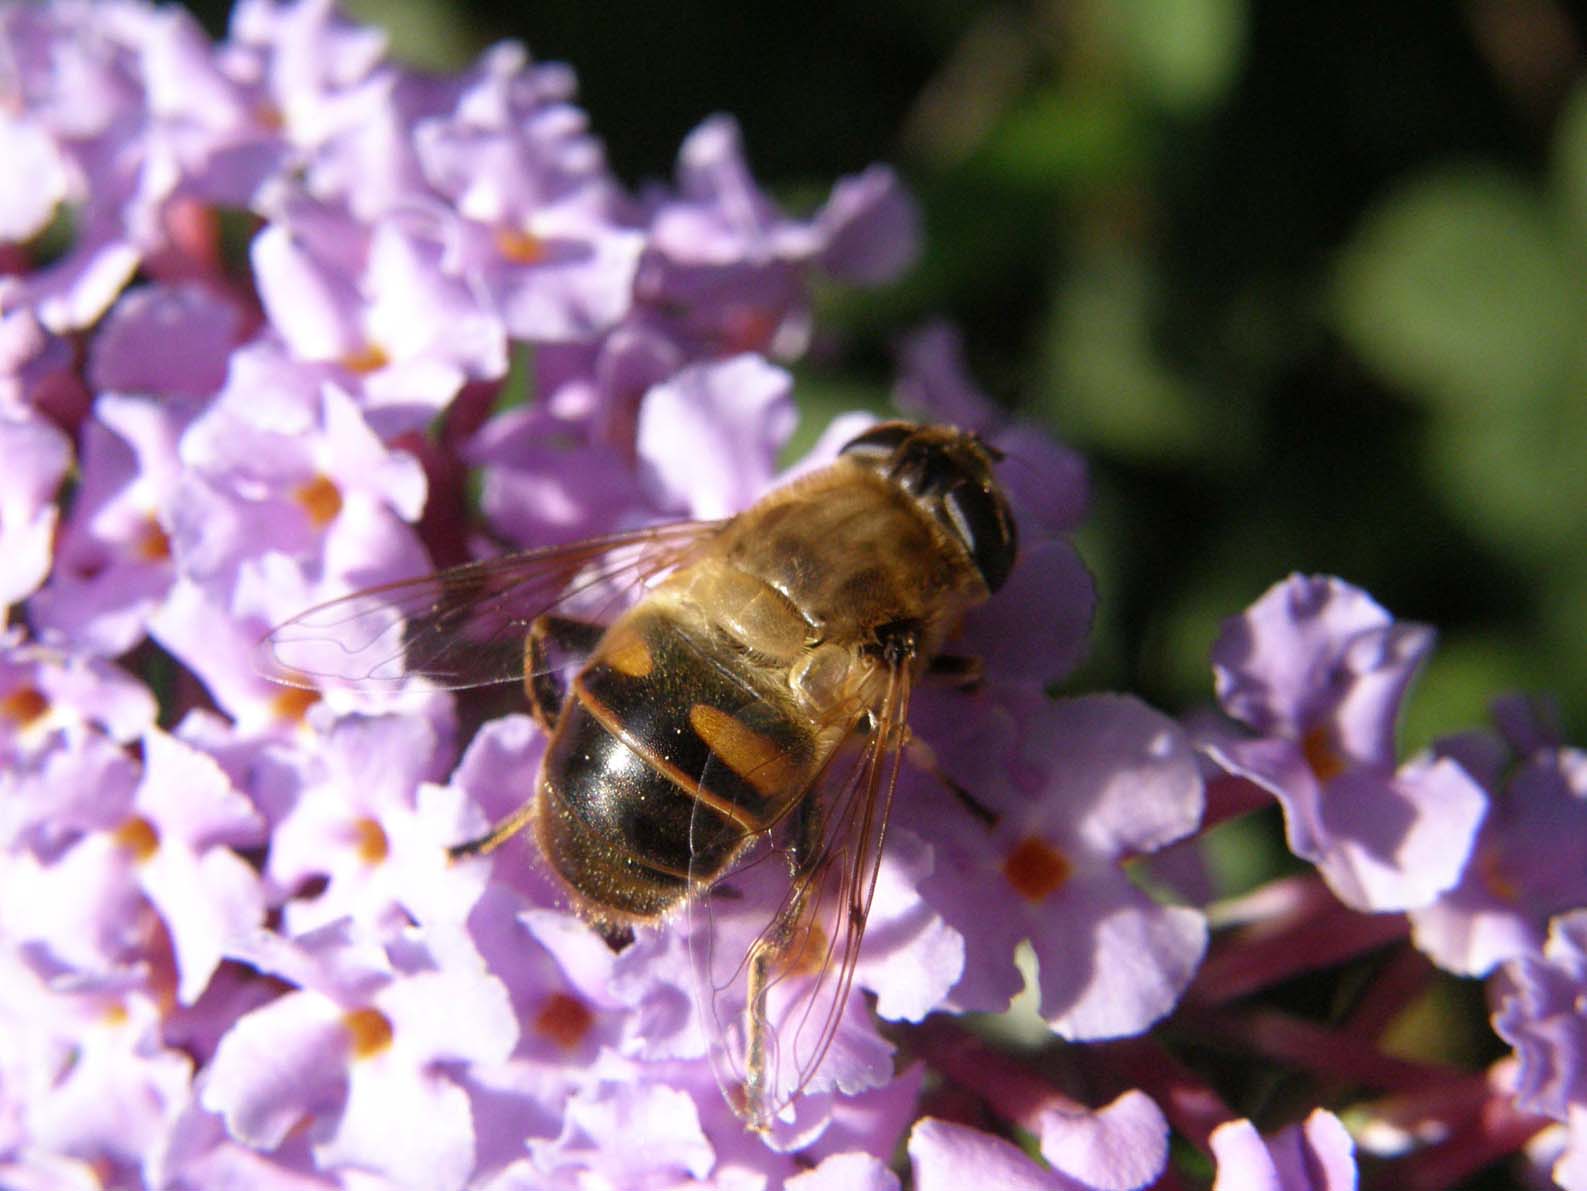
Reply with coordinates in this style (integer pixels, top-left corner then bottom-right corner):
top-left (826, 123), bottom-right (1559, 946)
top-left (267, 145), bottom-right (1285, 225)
top-left (189, 0), bottom-right (1587, 751)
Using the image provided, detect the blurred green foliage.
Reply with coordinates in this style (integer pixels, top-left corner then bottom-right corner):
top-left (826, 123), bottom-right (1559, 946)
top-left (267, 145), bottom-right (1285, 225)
top-left (189, 0), bottom-right (1587, 747)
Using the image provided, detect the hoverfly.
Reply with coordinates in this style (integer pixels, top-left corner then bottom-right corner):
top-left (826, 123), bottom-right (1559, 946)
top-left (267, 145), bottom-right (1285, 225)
top-left (260, 421), bottom-right (1017, 1129)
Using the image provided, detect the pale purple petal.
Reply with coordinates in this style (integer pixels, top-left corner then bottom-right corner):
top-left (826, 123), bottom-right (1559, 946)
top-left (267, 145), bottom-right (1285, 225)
top-left (1310, 754), bottom-right (1487, 912)
top-left (528, 1080), bottom-right (714, 1184)
top-left (636, 353), bottom-right (796, 518)
top-left (1031, 695), bottom-right (1204, 856)
top-left (0, 113), bottom-right (69, 241)
top-left (200, 990), bottom-right (349, 1149)
top-left (816, 165), bottom-right (920, 285)
top-left (251, 221), bottom-right (365, 362)
top-left (318, 1053), bottom-right (477, 1191)
top-left (1038, 1089), bottom-right (1168, 1191)
top-left (1210, 1110), bottom-right (1357, 1191)
top-left (858, 828), bottom-right (964, 1022)
top-left (88, 282), bottom-right (242, 398)
top-left (375, 968), bottom-right (517, 1067)
top-left (0, 410), bottom-right (70, 605)
top-left (786, 1150), bottom-right (902, 1191)
top-left (909, 1118), bottom-right (1065, 1191)
top-left (1035, 880), bottom-right (1207, 1039)
top-left (141, 845), bottom-right (266, 1004)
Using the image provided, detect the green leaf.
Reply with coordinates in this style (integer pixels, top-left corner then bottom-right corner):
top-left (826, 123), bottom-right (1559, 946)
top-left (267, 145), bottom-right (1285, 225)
top-left (1112, 0), bottom-right (1248, 114)
top-left (1040, 250), bottom-right (1211, 463)
top-left (1332, 169), bottom-right (1581, 410)
top-left (1550, 81), bottom-right (1587, 254)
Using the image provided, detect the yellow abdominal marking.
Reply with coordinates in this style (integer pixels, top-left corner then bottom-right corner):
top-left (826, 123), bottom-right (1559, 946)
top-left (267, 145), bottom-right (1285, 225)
top-left (602, 626), bottom-right (654, 677)
top-left (689, 703), bottom-right (796, 797)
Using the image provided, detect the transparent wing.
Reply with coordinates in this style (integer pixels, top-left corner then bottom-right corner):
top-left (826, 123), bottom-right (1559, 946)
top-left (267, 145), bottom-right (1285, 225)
top-left (687, 655), bottom-right (912, 1131)
top-left (257, 521), bottom-right (719, 690)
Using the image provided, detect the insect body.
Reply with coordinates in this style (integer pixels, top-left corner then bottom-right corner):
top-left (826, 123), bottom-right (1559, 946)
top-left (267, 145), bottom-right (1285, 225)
top-left (261, 421), bottom-right (1017, 1128)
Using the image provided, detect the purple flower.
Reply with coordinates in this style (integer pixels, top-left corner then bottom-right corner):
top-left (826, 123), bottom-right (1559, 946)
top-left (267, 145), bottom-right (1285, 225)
top-left (414, 48), bottom-right (645, 345)
top-left (265, 712), bottom-right (481, 935)
top-left (1494, 915), bottom-right (1587, 1189)
top-left (908, 1116), bottom-right (1162, 1191)
top-left (637, 115), bottom-right (919, 359)
top-left (1209, 574), bottom-right (1488, 911)
top-left (9, 727), bottom-right (265, 1004)
top-left (1411, 737), bottom-right (1587, 976)
top-left (202, 921), bottom-right (517, 1191)
top-left (1494, 910), bottom-right (1587, 1123)
top-left (1209, 1109), bottom-right (1357, 1190)
top-left (249, 211), bottom-right (507, 434)
top-left (636, 353), bottom-right (798, 519)
top-left (0, 963), bottom-right (193, 1186)
top-left (0, 411), bottom-right (70, 607)
top-left (29, 393), bottom-right (192, 655)
top-left (912, 694), bottom-right (1207, 1037)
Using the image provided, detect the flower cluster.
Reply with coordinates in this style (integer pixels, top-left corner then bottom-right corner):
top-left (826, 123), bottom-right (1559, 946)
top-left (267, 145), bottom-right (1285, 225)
top-left (3, 3), bottom-right (1585, 1190)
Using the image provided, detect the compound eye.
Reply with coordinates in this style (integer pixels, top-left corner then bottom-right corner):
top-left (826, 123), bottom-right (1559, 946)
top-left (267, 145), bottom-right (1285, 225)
top-left (839, 422), bottom-right (916, 462)
top-left (944, 481), bottom-right (1017, 593)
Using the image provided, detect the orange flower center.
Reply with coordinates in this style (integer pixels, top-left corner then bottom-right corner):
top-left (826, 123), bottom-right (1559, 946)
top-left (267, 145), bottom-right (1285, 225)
top-left (1003, 836), bottom-right (1071, 903)
top-left (270, 687), bottom-right (321, 723)
top-left (343, 1007), bottom-right (395, 1058)
top-left (1, 685), bottom-right (50, 728)
top-left (533, 992), bottom-right (595, 1050)
top-left (351, 817), bottom-right (389, 863)
top-left (293, 474), bottom-right (343, 529)
top-left (113, 816), bottom-right (161, 861)
top-left (135, 516), bottom-right (172, 562)
top-left (494, 226), bottom-right (547, 264)
top-left (1301, 724), bottom-right (1347, 782)
top-left (340, 342), bottom-right (390, 374)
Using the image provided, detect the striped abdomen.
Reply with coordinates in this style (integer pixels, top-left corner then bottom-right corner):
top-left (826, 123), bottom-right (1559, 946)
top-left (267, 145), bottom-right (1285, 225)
top-left (534, 599), bottom-right (841, 922)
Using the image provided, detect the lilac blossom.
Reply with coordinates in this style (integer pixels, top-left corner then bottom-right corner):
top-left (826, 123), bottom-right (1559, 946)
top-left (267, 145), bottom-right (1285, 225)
top-left (10, 2), bottom-right (1583, 1188)
top-left (1494, 911), bottom-right (1587, 1190)
top-left (910, 693), bottom-right (1207, 1035)
top-left (0, 410), bottom-right (71, 607)
top-left (1409, 697), bottom-right (1587, 976)
top-left (1209, 573), bottom-right (1489, 912)
top-left (29, 393), bottom-right (193, 655)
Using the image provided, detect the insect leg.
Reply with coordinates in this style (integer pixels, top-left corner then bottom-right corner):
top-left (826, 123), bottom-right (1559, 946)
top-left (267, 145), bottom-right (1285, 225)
top-left (448, 799), bottom-right (539, 861)
top-left (742, 795), bottom-right (826, 1129)
top-left (524, 614), bottom-right (606, 731)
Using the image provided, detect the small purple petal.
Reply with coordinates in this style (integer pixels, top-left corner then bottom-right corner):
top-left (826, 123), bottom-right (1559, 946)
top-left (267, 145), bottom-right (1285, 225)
top-left (1034, 880), bottom-right (1208, 1039)
top-left (201, 990), bottom-right (349, 1149)
top-left (636, 353), bottom-right (796, 518)
top-left (786, 1150), bottom-right (903, 1191)
top-left (88, 282), bottom-right (242, 399)
top-left (1210, 1109), bottom-right (1358, 1191)
top-left (1038, 1089), bottom-right (1168, 1191)
top-left (908, 1118), bottom-right (1064, 1191)
top-left (816, 165), bottom-right (920, 285)
top-left (1213, 574), bottom-right (1432, 769)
